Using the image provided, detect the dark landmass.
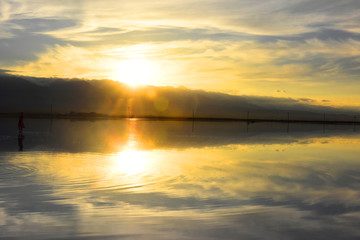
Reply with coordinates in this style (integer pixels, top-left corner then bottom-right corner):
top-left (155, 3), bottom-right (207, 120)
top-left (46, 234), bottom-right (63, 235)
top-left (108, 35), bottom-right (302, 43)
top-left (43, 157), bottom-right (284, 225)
top-left (0, 72), bottom-right (359, 123)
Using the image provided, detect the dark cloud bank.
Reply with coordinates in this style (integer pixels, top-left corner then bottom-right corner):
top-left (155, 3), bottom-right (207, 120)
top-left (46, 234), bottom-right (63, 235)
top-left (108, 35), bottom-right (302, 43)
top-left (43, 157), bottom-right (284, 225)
top-left (0, 71), bottom-right (358, 121)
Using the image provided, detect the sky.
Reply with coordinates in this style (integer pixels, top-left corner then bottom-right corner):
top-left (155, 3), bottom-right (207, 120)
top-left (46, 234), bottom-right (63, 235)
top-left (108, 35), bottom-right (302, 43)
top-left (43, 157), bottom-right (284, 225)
top-left (1, 0), bottom-right (360, 107)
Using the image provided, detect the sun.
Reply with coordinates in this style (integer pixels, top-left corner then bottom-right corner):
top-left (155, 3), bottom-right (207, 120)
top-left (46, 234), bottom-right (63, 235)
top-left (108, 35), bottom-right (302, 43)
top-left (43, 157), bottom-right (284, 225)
top-left (111, 58), bottom-right (156, 87)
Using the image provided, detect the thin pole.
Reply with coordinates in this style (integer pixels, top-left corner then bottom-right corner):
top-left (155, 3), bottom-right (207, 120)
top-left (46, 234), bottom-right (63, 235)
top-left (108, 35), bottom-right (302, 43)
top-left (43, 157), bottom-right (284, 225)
top-left (354, 115), bottom-right (357, 132)
top-left (192, 108), bottom-right (195, 132)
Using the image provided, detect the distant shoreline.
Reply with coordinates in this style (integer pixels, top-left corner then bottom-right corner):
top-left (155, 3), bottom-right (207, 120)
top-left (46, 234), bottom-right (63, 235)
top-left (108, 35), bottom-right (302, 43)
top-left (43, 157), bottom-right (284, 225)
top-left (0, 112), bottom-right (359, 125)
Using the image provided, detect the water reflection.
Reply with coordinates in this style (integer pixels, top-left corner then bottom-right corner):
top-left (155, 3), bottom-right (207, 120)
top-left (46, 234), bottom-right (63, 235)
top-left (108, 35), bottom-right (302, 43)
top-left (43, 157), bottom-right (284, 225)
top-left (0, 118), bottom-right (359, 152)
top-left (0, 119), bottom-right (359, 240)
top-left (18, 133), bottom-right (24, 151)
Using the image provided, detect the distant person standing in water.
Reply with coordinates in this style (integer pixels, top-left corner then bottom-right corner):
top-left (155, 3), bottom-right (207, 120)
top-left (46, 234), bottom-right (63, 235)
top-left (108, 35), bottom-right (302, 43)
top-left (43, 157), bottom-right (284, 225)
top-left (18, 112), bottom-right (25, 132)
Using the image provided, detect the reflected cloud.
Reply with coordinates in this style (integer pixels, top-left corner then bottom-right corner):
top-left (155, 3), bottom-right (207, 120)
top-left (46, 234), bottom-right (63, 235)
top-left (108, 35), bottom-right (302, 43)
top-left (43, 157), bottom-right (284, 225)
top-left (0, 119), bottom-right (359, 239)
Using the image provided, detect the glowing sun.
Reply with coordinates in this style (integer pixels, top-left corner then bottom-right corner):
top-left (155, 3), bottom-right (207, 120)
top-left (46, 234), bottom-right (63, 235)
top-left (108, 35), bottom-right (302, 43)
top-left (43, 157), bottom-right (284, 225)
top-left (112, 58), bottom-right (156, 86)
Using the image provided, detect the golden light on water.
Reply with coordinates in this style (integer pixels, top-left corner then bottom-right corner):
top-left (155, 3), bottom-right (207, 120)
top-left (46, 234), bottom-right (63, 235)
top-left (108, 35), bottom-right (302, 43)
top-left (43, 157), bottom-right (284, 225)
top-left (110, 149), bottom-right (150, 176)
top-left (3, 119), bottom-right (360, 239)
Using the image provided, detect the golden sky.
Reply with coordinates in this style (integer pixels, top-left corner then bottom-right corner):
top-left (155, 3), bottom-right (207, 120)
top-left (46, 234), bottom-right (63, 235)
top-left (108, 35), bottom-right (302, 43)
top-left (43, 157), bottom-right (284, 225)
top-left (1, 0), bottom-right (360, 106)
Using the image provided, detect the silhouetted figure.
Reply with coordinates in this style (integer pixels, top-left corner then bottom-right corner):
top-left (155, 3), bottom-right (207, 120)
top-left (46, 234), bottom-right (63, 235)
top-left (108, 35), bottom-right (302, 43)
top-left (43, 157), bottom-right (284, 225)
top-left (18, 133), bottom-right (24, 151)
top-left (18, 112), bottom-right (25, 132)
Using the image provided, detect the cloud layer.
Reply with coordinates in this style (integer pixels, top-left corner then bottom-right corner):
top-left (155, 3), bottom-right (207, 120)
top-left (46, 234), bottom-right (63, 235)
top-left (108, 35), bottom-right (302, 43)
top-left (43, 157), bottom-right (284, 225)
top-left (1, 0), bottom-right (360, 105)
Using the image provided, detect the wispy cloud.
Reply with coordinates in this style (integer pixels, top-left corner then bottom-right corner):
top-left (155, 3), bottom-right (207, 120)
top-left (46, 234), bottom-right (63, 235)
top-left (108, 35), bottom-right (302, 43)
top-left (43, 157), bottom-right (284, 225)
top-left (1, 0), bottom-right (360, 106)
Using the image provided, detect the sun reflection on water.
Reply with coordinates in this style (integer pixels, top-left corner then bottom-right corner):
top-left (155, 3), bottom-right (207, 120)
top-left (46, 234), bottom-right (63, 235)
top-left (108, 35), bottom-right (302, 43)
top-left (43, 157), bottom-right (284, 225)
top-left (2, 119), bottom-right (360, 240)
top-left (110, 149), bottom-right (150, 176)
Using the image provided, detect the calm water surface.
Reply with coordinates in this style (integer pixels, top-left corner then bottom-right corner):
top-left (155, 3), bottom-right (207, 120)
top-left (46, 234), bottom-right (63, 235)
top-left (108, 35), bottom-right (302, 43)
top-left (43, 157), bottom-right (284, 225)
top-left (0, 119), bottom-right (359, 240)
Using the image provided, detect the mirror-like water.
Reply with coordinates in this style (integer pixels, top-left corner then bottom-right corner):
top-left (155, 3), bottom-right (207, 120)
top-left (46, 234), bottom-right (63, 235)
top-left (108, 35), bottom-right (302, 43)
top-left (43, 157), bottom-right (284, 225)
top-left (0, 119), bottom-right (359, 240)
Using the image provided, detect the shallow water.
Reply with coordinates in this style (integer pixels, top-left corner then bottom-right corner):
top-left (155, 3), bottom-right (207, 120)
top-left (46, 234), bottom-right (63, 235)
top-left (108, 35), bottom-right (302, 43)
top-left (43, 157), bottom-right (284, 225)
top-left (0, 119), bottom-right (359, 240)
